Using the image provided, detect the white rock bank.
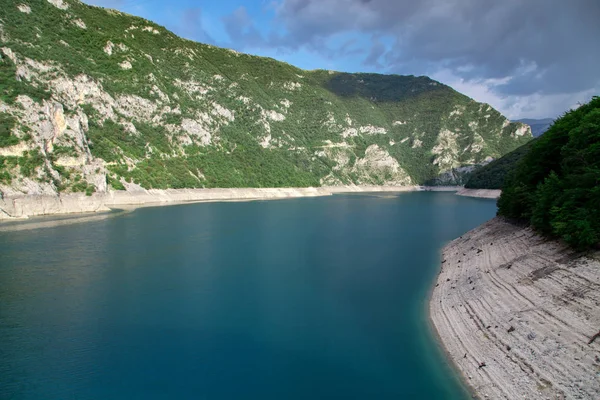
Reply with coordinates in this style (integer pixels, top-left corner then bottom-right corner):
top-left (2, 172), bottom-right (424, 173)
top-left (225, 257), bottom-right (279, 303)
top-left (0, 186), bottom-right (418, 220)
top-left (430, 218), bottom-right (600, 399)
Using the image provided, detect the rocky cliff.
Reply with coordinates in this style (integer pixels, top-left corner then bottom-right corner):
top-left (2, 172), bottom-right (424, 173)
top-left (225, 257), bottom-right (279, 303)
top-left (0, 0), bottom-right (531, 196)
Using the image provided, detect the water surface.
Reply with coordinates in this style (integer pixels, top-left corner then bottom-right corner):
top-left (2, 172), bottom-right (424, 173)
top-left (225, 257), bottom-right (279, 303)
top-left (0, 192), bottom-right (496, 399)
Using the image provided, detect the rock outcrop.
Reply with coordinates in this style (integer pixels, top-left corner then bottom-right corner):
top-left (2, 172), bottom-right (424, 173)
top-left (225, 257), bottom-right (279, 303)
top-left (455, 188), bottom-right (501, 199)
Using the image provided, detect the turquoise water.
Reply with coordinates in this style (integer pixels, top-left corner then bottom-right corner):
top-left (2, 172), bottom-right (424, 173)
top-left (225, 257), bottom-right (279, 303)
top-left (0, 192), bottom-right (496, 399)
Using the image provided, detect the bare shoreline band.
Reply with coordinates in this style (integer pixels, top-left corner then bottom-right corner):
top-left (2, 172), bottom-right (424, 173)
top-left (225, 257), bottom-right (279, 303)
top-left (0, 186), bottom-right (411, 221)
top-left (430, 217), bottom-right (600, 399)
top-left (1, 185), bottom-right (501, 221)
top-left (0, 185), bottom-right (501, 222)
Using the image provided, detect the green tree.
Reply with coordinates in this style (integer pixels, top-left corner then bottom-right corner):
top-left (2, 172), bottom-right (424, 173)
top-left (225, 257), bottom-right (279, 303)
top-left (498, 97), bottom-right (600, 249)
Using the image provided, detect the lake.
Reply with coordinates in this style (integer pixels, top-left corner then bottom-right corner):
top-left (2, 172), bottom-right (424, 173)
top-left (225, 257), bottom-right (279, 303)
top-left (0, 192), bottom-right (497, 399)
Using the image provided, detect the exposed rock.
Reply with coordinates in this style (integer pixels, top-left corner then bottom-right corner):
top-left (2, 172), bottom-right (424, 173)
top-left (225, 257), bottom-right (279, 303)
top-left (104, 41), bottom-right (114, 56)
top-left (283, 81), bottom-right (301, 91)
top-left (119, 60), bottom-right (132, 70)
top-left (513, 124), bottom-right (530, 137)
top-left (456, 188), bottom-right (501, 199)
top-left (431, 218), bottom-right (600, 399)
top-left (1, 47), bottom-right (17, 64)
top-left (359, 125), bottom-right (387, 135)
top-left (212, 103), bottom-right (234, 121)
top-left (46, 0), bottom-right (68, 10)
top-left (432, 129), bottom-right (461, 172)
top-left (341, 127), bottom-right (358, 138)
top-left (17, 4), bottom-right (31, 13)
top-left (142, 26), bottom-right (159, 34)
top-left (262, 109), bottom-right (284, 122)
top-left (72, 19), bottom-right (86, 29)
top-left (352, 145), bottom-right (412, 186)
top-left (181, 118), bottom-right (211, 146)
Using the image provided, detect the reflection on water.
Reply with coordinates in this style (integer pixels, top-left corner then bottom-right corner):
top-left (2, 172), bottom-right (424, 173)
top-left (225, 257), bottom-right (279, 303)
top-left (0, 192), bottom-right (497, 400)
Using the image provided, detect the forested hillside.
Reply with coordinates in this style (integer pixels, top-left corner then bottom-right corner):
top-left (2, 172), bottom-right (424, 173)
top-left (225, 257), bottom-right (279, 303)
top-left (498, 97), bottom-right (600, 249)
top-left (464, 139), bottom-right (536, 189)
top-left (0, 0), bottom-right (531, 195)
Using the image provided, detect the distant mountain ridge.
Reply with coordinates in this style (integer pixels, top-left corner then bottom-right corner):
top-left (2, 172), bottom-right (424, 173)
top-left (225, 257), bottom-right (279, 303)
top-left (0, 0), bottom-right (531, 196)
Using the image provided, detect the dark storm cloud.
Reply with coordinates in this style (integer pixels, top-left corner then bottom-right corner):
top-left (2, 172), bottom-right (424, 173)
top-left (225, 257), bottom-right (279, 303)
top-left (362, 37), bottom-right (386, 69)
top-left (269, 0), bottom-right (600, 96)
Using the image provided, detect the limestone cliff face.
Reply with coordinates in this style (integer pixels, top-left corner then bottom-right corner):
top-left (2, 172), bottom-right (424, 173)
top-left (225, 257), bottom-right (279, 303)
top-left (0, 0), bottom-right (532, 195)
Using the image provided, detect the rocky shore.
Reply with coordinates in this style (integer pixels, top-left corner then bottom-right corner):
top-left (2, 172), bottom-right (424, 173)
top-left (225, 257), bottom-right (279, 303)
top-left (430, 218), bottom-right (600, 399)
top-left (0, 186), bottom-right (418, 220)
top-left (455, 188), bottom-right (501, 199)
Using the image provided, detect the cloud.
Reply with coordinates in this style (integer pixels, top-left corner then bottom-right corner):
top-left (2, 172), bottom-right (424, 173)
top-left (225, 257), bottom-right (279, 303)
top-left (243, 0), bottom-right (599, 117)
top-left (83, 0), bottom-right (599, 118)
top-left (177, 8), bottom-right (215, 44)
top-left (222, 7), bottom-right (266, 50)
top-left (272, 0), bottom-right (599, 92)
top-left (432, 69), bottom-right (597, 119)
top-left (362, 37), bottom-right (386, 69)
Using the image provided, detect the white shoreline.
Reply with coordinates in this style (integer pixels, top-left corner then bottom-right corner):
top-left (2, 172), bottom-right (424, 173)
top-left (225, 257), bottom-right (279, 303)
top-left (0, 185), bottom-right (420, 221)
top-left (430, 217), bottom-right (600, 399)
top-left (0, 185), bottom-right (498, 231)
top-left (455, 188), bottom-right (501, 199)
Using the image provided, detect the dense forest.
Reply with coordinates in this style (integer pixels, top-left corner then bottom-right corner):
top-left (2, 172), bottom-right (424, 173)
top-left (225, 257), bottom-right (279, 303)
top-left (498, 97), bottom-right (600, 249)
top-left (464, 139), bottom-right (536, 189)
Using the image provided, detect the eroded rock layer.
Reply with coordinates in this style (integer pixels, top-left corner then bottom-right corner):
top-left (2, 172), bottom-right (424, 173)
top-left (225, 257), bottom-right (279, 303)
top-left (431, 218), bottom-right (600, 399)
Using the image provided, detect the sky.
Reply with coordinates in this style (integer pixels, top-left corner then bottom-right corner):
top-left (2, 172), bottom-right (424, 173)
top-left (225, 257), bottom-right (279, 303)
top-left (83, 0), bottom-right (600, 119)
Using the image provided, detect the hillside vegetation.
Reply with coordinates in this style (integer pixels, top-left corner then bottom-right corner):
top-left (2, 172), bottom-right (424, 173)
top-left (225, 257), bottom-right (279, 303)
top-left (464, 139), bottom-right (536, 189)
top-left (498, 97), bottom-right (600, 249)
top-left (0, 0), bottom-right (531, 195)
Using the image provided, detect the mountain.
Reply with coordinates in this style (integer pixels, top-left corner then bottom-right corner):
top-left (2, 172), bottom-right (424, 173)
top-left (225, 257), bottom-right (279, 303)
top-left (498, 97), bottom-right (600, 249)
top-left (515, 118), bottom-right (554, 137)
top-left (0, 0), bottom-right (532, 196)
top-left (464, 139), bottom-right (537, 189)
